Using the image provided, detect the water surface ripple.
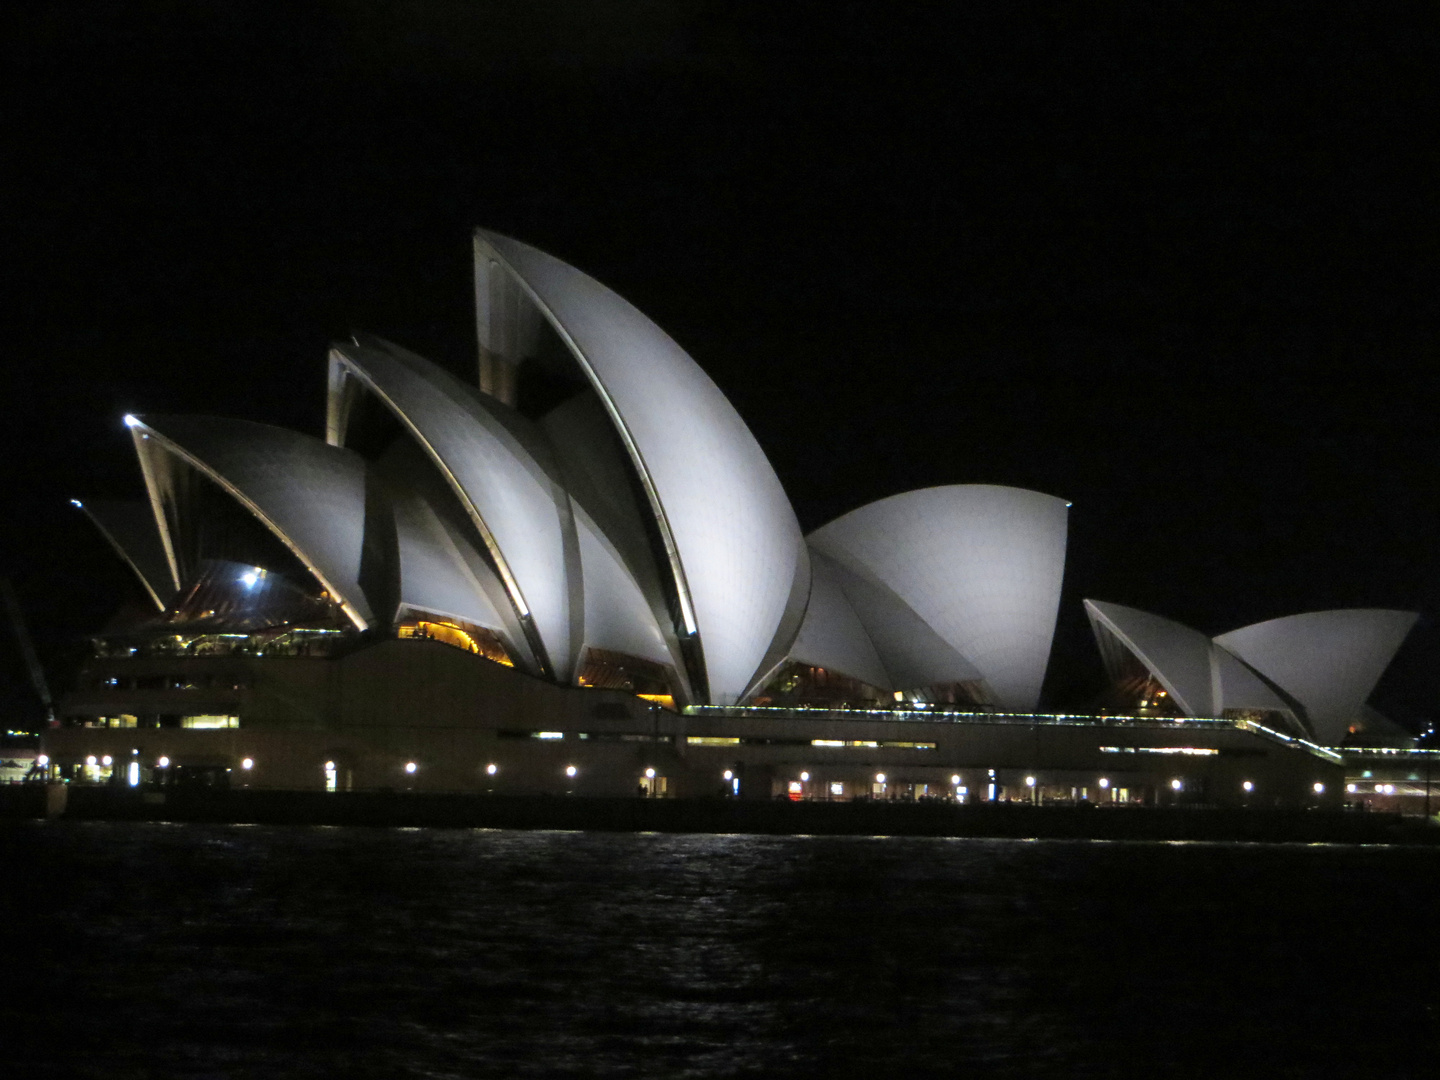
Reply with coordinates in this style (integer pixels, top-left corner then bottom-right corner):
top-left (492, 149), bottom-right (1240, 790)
top-left (2, 823), bottom-right (1436, 1077)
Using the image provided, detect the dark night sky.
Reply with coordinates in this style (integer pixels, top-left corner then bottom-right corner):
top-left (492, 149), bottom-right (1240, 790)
top-left (3, 1), bottom-right (1437, 727)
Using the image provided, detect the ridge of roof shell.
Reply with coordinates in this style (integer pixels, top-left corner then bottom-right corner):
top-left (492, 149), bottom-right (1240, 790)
top-left (473, 230), bottom-right (807, 704)
top-left (72, 499), bottom-right (174, 612)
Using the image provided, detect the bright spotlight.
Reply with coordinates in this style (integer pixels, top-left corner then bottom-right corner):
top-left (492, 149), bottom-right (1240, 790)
top-left (1346, 783), bottom-right (1357, 793)
top-left (240, 570), bottom-right (259, 588)
top-left (951, 775), bottom-right (961, 785)
top-left (1025, 775), bottom-right (1036, 788)
top-left (644, 767), bottom-right (655, 779)
top-left (1313, 782), bottom-right (1325, 794)
top-left (157, 756), bottom-right (169, 768)
top-left (69, 499), bottom-right (83, 509)
top-left (486, 763), bottom-right (498, 776)
top-left (1098, 778), bottom-right (1109, 789)
top-left (241, 757), bottom-right (254, 770)
top-left (85, 755), bottom-right (97, 767)
top-left (565, 765), bottom-right (577, 778)
top-left (875, 773), bottom-right (886, 784)
top-left (123, 414), bottom-right (140, 428)
top-left (101, 755), bottom-right (113, 767)
top-left (799, 771), bottom-right (809, 782)
top-left (1242, 780), bottom-right (1253, 792)
top-left (324, 761), bottom-right (335, 771)
top-left (723, 769), bottom-right (733, 780)
top-left (36, 754), bottom-right (49, 767)
top-left (1170, 778), bottom-right (1182, 790)
top-left (404, 761), bottom-right (417, 774)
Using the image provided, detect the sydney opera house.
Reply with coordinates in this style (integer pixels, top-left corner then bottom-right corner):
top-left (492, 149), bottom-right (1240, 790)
top-left (41, 232), bottom-right (1423, 809)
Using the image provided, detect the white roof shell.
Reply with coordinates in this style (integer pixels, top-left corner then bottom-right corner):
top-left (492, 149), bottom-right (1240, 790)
top-left (1084, 599), bottom-right (1296, 725)
top-left (809, 485), bottom-right (1068, 711)
top-left (474, 231), bottom-right (807, 704)
top-left (1215, 609), bottom-right (1419, 744)
top-left (129, 416), bottom-right (377, 630)
top-left (328, 336), bottom-right (580, 681)
top-left (1084, 600), bottom-right (1214, 716)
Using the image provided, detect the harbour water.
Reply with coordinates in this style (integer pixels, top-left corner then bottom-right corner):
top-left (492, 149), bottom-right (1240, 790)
top-left (3, 822), bottom-right (1436, 1077)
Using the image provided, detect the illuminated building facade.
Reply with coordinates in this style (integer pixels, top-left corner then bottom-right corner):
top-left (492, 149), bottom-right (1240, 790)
top-left (40, 233), bottom-right (1358, 808)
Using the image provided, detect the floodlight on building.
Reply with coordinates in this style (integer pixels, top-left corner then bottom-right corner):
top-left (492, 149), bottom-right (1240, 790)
top-left (1170, 778), bottom-right (1182, 790)
top-left (875, 773), bottom-right (886, 784)
top-left (241, 757), bottom-right (254, 770)
top-left (158, 756), bottom-right (169, 768)
top-left (951, 775), bottom-right (961, 785)
top-left (1098, 777), bottom-right (1109, 789)
top-left (324, 761), bottom-right (335, 771)
top-left (1243, 780), bottom-right (1254, 792)
top-left (1025, 775), bottom-right (1036, 788)
top-left (723, 769), bottom-right (733, 780)
top-left (644, 767), bottom-right (655, 779)
top-left (1375, 783), bottom-right (1384, 793)
top-left (86, 755), bottom-right (97, 767)
top-left (1346, 783), bottom-right (1357, 793)
top-left (404, 761), bottom-right (417, 774)
top-left (486, 763), bottom-right (498, 776)
top-left (37, 754), bottom-right (48, 767)
top-left (101, 755), bottom-right (113, 766)
top-left (566, 765), bottom-right (577, 778)
top-left (1313, 782), bottom-right (1324, 794)
top-left (800, 771), bottom-right (810, 782)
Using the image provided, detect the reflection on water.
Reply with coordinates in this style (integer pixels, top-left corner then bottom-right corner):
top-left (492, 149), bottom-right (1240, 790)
top-left (2, 823), bottom-right (1437, 1077)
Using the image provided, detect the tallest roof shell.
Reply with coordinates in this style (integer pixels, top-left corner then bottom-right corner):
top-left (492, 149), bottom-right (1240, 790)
top-left (473, 231), bottom-right (807, 704)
